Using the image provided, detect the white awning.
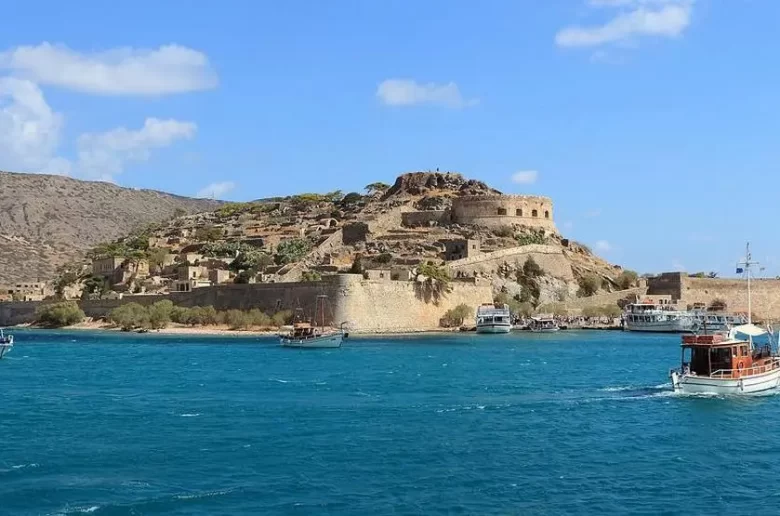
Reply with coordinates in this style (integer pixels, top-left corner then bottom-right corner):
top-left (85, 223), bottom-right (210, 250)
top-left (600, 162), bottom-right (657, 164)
top-left (729, 324), bottom-right (768, 338)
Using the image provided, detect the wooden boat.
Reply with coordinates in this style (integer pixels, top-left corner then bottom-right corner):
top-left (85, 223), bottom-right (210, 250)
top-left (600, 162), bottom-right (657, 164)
top-left (670, 325), bottom-right (780, 394)
top-left (669, 243), bottom-right (780, 395)
top-left (280, 295), bottom-right (347, 348)
top-left (0, 329), bottom-right (14, 359)
top-left (529, 316), bottom-right (560, 333)
top-left (475, 303), bottom-right (511, 334)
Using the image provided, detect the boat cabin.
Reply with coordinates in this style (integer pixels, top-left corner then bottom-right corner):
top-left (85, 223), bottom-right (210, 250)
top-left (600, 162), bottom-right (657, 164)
top-left (680, 333), bottom-right (775, 379)
top-left (290, 322), bottom-right (319, 339)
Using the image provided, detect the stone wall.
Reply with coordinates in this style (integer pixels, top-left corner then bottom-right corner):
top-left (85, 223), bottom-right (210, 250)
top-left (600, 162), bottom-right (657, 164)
top-left (0, 274), bottom-right (494, 331)
top-left (334, 275), bottom-right (493, 332)
top-left (447, 244), bottom-right (573, 280)
top-left (646, 272), bottom-right (685, 300)
top-left (563, 287), bottom-right (646, 313)
top-left (451, 195), bottom-right (556, 232)
top-left (401, 210), bottom-right (451, 228)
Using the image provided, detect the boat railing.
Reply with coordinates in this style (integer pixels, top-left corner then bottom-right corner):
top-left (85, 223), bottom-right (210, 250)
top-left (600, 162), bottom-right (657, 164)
top-left (710, 358), bottom-right (780, 379)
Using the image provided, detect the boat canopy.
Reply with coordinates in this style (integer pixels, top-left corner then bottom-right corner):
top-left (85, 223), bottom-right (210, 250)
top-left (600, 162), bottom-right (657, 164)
top-left (728, 324), bottom-right (768, 339)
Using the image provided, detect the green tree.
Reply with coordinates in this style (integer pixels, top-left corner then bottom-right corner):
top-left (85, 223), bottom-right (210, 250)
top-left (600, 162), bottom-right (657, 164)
top-left (148, 300), bottom-right (174, 329)
top-left (146, 247), bottom-right (170, 274)
top-left (364, 182), bottom-right (390, 196)
top-left (276, 239), bottom-right (311, 264)
top-left (341, 192), bottom-right (364, 206)
top-left (81, 275), bottom-right (110, 300)
top-left (616, 270), bottom-right (639, 290)
top-left (416, 262), bottom-right (452, 300)
top-left (225, 309), bottom-right (250, 330)
top-left (578, 274), bottom-right (601, 297)
top-left (272, 310), bottom-right (293, 327)
top-left (523, 257), bottom-right (544, 278)
top-left (109, 303), bottom-right (149, 331)
top-left (441, 304), bottom-right (472, 327)
top-left (36, 302), bottom-right (85, 327)
top-left (248, 309), bottom-right (271, 327)
top-left (195, 224), bottom-right (223, 242)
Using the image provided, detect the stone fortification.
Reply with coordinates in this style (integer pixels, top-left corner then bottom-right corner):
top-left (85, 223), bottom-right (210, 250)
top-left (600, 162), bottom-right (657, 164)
top-left (451, 195), bottom-right (556, 232)
top-left (647, 273), bottom-right (780, 320)
top-left (448, 244), bottom-right (573, 280)
top-left (0, 275), bottom-right (494, 332)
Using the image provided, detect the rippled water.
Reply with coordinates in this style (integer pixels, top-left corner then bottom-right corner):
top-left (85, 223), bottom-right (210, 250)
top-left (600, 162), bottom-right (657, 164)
top-left (2, 329), bottom-right (780, 515)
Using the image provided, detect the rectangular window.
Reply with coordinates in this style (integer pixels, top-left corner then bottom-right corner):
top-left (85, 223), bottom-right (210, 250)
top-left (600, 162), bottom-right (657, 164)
top-left (515, 209), bottom-right (522, 216)
top-left (497, 208), bottom-right (507, 216)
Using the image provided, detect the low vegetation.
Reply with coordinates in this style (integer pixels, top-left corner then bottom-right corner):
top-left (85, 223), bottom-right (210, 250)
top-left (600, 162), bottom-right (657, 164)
top-left (577, 274), bottom-right (601, 297)
top-left (582, 304), bottom-right (622, 318)
top-left (107, 302), bottom-right (293, 331)
top-left (616, 270), bottom-right (639, 290)
top-left (36, 301), bottom-right (86, 327)
top-left (441, 304), bottom-right (472, 327)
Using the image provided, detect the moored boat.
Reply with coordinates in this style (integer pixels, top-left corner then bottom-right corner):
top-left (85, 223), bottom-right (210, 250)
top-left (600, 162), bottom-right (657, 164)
top-left (475, 303), bottom-right (511, 334)
top-left (0, 329), bottom-right (14, 359)
top-left (280, 295), bottom-right (347, 348)
top-left (623, 302), bottom-right (696, 333)
top-left (529, 316), bottom-right (560, 333)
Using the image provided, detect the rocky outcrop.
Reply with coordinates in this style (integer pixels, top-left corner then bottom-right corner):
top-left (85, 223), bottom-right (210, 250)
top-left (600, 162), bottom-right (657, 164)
top-left (382, 172), bottom-right (500, 199)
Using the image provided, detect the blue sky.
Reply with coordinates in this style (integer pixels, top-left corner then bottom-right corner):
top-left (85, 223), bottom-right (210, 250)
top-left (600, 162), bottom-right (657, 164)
top-left (1, 0), bottom-right (779, 276)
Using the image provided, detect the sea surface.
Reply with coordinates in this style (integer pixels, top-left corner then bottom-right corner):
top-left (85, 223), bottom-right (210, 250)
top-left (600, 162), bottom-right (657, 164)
top-left (2, 330), bottom-right (780, 515)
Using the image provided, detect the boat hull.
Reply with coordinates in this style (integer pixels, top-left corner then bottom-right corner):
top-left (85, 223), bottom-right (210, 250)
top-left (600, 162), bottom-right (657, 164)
top-left (624, 319), bottom-right (696, 333)
top-left (671, 367), bottom-right (780, 395)
top-left (280, 333), bottom-right (343, 348)
top-left (530, 328), bottom-right (560, 333)
top-left (476, 323), bottom-right (511, 334)
top-left (0, 342), bottom-right (12, 359)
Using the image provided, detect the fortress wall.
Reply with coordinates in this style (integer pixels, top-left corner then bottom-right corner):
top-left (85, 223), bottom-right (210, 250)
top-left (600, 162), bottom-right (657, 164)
top-left (334, 275), bottom-right (493, 332)
top-left (451, 195), bottom-right (557, 232)
top-left (448, 244), bottom-right (573, 280)
top-left (680, 277), bottom-right (780, 320)
top-left (646, 273), bottom-right (685, 300)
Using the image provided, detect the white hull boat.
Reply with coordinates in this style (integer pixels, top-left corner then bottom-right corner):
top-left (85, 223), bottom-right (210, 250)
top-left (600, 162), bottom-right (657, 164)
top-left (529, 316), bottom-right (560, 333)
top-left (0, 330), bottom-right (12, 359)
top-left (476, 323), bottom-right (511, 334)
top-left (281, 331), bottom-right (343, 348)
top-left (475, 303), bottom-right (512, 334)
top-left (671, 363), bottom-right (780, 395)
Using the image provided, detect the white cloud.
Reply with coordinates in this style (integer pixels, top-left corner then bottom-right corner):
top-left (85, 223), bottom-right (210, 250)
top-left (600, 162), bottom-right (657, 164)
top-left (556, 1), bottom-right (693, 48)
top-left (376, 79), bottom-right (477, 108)
top-left (197, 181), bottom-right (236, 199)
top-left (0, 43), bottom-right (218, 95)
top-left (595, 240), bottom-right (612, 252)
top-left (0, 77), bottom-right (70, 175)
top-left (511, 170), bottom-right (538, 184)
top-left (76, 118), bottom-right (197, 181)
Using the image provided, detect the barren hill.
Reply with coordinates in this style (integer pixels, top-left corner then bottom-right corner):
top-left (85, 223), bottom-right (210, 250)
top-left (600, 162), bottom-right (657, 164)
top-left (0, 171), bottom-right (220, 284)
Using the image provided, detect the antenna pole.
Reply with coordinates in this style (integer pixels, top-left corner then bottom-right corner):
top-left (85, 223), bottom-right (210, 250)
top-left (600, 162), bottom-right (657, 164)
top-left (738, 242), bottom-right (758, 326)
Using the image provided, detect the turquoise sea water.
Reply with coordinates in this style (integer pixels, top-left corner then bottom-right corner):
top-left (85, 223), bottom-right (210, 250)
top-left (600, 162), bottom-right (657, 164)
top-left (2, 330), bottom-right (780, 515)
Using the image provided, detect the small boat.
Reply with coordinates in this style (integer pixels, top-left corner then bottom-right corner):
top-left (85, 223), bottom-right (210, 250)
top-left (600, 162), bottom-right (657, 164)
top-left (475, 303), bottom-right (511, 334)
top-left (669, 243), bottom-right (780, 395)
top-left (280, 295), bottom-right (347, 348)
top-left (529, 316), bottom-right (560, 333)
top-left (0, 329), bottom-right (14, 359)
top-left (623, 302), bottom-right (697, 333)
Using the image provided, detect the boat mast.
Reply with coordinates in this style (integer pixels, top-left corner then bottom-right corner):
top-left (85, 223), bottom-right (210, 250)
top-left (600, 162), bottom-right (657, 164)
top-left (738, 242), bottom-right (758, 325)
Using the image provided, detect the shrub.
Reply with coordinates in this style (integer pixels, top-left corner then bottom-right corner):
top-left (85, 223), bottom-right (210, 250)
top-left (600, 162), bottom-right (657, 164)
top-left (494, 225), bottom-right (515, 238)
top-left (225, 309), bottom-right (251, 330)
top-left (375, 253), bottom-right (393, 264)
top-left (36, 301), bottom-right (86, 328)
top-left (148, 300), bottom-right (173, 329)
top-left (578, 274), bottom-right (601, 297)
top-left (616, 270), bottom-right (639, 290)
top-left (709, 298), bottom-right (728, 311)
top-left (582, 304), bottom-right (622, 318)
top-left (301, 270), bottom-right (322, 282)
top-left (441, 304), bottom-right (472, 327)
top-left (195, 225), bottom-right (223, 242)
top-left (109, 303), bottom-right (149, 331)
top-left (523, 257), bottom-right (543, 278)
top-left (276, 238), bottom-right (311, 264)
top-left (272, 310), bottom-right (293, 327)
top-left (248, 309), bottom-right (271, 327)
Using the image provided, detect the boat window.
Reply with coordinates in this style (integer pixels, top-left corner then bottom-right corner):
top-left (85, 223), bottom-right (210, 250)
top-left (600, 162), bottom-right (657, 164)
top-left (690, 347), bottom-right (711, 375)
top-left (741, 346), bottom-right (748, 357)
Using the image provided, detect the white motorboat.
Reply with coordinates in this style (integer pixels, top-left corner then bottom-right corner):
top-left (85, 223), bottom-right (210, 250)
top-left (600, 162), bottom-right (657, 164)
top-left (280, 295), bottom-right (347, 348)
top-left (669, 243), bottom-right (780, 395)
top-left (0, 329), bottom-right (13, 359)
top-left (529, 316), bottom-right (559, 333)
top-left (623, 303), bottom-right (697, 333)
top-left (475, 303), bottom-right (511, 334)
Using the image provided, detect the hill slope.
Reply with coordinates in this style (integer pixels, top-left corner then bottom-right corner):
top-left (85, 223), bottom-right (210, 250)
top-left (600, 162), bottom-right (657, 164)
top-left (0, 171), bottom-right (221, 284)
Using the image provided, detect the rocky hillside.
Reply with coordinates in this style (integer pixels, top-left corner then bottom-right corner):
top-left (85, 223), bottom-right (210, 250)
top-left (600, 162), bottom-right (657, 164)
top-left (0, 171), bottom-right (220, 284)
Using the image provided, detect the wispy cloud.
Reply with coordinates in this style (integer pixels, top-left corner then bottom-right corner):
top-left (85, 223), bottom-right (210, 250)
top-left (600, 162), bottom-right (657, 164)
top-left (511, 170), bottom-right (538, 184)
top-left (77, 118), bottom-right (196, 182)
top-left (197, 181), bottom-right (236, 199)
top-left (556, 0), bottom-right (694, 49)
top-left (376, 79), bottom-right (478, 108)
top-left (595, 240), bottom-right (612, 252)
top-left (671, 259), bottom-right (685, 271)
top-left (0, 42), bottom-right (218, 95)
